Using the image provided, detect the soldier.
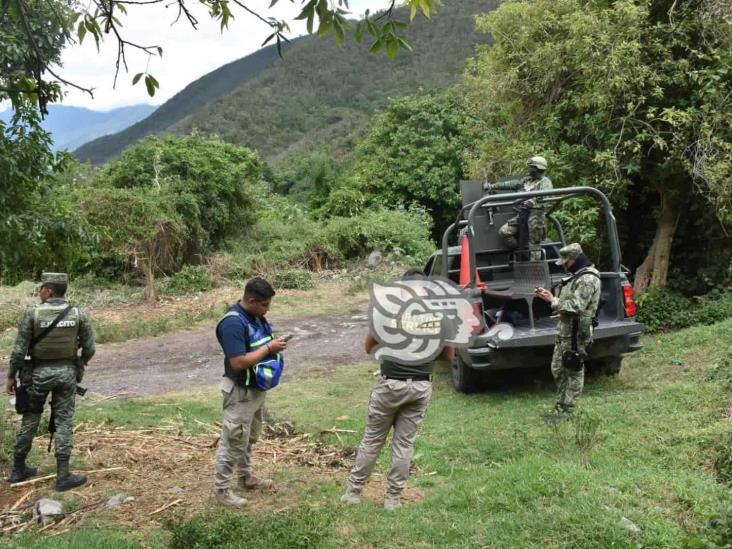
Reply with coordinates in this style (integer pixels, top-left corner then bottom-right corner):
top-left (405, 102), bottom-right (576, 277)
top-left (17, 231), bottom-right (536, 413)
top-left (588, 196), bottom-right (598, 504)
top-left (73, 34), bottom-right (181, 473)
top-left (485, 155), bottom-right (553, 260)
top-left (4, 272), bottom-right (95, 490)
top-left (341, 269), bottom-right (455, 511)
top-left (213, 277), bottom-right (287, 508)
top-left (534, 244), bottom-right (601, 413)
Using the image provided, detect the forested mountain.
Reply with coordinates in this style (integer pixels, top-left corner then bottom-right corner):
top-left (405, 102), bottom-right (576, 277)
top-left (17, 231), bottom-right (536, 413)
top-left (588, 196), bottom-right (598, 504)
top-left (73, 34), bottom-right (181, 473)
top-left (75, 0), bottom-right (495, 165)
top-left (74, 40), bottom-right (295, 164)
top-left (0, 104), bottom-right (155, 151)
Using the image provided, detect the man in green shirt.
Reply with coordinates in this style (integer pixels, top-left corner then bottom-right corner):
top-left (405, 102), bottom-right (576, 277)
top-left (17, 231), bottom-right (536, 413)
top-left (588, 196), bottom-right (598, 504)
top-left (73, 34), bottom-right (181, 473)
top-left (341, 270), bottom-right (455, 511)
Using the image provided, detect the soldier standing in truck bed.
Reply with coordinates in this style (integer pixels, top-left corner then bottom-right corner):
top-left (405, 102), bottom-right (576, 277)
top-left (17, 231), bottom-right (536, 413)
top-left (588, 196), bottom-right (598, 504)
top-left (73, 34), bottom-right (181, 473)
top-left (484, 155), bottom-right (553, 260)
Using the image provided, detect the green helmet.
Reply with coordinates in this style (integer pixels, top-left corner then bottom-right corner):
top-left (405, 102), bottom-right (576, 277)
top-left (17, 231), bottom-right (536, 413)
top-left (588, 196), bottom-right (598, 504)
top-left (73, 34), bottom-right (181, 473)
top-left (527, 156), bottom-right (548, 171)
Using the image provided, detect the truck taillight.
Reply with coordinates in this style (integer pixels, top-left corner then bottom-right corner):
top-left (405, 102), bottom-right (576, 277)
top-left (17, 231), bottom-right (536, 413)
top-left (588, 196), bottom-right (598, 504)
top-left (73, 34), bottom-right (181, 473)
top-left (472, 301), bottom-right (485, 335)
top-left (623, 283), bottom-right (637, 317)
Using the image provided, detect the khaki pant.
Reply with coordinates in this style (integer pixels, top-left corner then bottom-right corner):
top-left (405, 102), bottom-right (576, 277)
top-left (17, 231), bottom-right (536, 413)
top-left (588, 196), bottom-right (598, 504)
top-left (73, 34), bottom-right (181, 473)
top-left (214, 379), bottom-right (265, 490)
top-left (347, 377), bottom-right (432, 497)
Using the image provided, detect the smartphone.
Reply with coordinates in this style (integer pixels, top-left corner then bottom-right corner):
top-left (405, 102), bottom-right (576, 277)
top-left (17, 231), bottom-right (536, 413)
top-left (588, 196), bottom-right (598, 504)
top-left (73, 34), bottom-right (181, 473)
top-left (281, 334), bottom-right (294, 342)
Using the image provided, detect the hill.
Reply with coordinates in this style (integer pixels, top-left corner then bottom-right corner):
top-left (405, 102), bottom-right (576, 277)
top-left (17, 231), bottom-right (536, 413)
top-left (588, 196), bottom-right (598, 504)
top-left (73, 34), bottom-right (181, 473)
top-left (75, 0), bottom-right (495, 165)
top-left (0, 104), bottom-right (155, 151)
top-left (74, 40), bottom-right (294, 164)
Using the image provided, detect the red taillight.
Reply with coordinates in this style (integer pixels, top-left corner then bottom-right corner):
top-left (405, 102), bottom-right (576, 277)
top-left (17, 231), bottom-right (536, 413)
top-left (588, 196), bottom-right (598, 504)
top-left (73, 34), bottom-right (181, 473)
top-left (623, 283), bottom-right (637, 317)
top-left (472, 301), bottom-right (485, 335)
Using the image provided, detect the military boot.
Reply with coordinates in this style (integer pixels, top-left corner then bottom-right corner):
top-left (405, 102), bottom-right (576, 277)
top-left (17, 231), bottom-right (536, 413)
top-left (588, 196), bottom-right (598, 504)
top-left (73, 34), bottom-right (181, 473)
top-left (237, 473), bottom-right (275, 491)
top-left (9, 455), bottom-right (37, 483)
top-left (384, 493), bottom-right (402, 511)
top-left (55, 456), bottom-right (87, 491)
top-left (215, 489), bottom-right (248, 508)
top-left (340, 483), bottom-right (362, 505)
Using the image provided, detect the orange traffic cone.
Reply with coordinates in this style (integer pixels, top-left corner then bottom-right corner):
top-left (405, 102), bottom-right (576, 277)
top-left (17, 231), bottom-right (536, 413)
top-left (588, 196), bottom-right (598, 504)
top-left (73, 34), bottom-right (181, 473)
top-left (459, 234), bottom-right (485, 289)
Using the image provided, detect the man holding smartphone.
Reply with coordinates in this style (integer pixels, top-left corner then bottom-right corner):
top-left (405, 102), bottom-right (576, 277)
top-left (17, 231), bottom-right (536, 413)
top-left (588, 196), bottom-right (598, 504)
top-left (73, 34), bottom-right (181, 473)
top-left (534, 243), bottom-right (601, 414)
top-left (213, 277), bottom-right (287, 508)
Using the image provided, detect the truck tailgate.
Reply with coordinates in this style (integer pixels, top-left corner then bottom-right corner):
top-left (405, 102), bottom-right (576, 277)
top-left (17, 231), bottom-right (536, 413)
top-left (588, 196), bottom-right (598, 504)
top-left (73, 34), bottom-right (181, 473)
top-left (489, 319), bottom-right (644, 348)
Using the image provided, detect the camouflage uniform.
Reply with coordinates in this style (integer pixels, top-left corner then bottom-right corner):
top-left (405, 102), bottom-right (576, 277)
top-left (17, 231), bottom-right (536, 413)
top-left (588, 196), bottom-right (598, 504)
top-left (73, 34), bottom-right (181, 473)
top-left (493, 157), bottom-right (553, 260)
top-left (550, 244), bottom-right (601, 412)
top-left (8, 274), bottom-right (95, 463)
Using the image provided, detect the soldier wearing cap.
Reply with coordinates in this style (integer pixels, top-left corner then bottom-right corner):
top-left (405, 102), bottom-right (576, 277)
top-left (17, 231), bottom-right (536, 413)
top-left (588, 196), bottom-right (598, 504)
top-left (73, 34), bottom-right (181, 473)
top-left (534, 244), bottom-right (601, 413)
top-left (4, 272), bottom-right (95, 490)
top-left (484, 155), bottom-right (553, 260)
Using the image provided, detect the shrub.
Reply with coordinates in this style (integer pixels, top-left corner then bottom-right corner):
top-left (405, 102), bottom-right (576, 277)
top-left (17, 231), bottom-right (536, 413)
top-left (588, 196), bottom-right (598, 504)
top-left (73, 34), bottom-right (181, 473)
top-left (323, 208), bottom-right (434, 265)
top-left (636, 287), bottom-right (732, 333)
top-left (166, 508), bottom-right (333, 549)
top-left (271, 270), bottom-right (314, 290)
top-left (163, 266), bottom-right (214, 294)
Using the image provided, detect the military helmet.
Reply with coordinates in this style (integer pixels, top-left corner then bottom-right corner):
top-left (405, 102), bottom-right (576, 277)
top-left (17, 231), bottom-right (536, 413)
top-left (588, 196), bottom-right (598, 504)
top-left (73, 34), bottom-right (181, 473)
top-left (526, 156), bottom-right (548, 171)
top-left (555, 243), bottom-right (583, 266)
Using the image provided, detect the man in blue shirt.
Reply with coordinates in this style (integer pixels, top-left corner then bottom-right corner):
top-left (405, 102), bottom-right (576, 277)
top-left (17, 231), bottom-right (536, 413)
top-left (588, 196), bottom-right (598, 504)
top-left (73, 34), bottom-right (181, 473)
top-left (214, 277), bottom-right (287, 508)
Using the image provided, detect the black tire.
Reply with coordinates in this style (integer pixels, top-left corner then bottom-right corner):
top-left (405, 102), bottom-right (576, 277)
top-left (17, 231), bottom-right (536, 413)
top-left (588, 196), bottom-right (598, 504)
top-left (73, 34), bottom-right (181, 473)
top-left (590, 356), bottom-right (623, 376)
top-left (451, 354), bottom-right (485, 393)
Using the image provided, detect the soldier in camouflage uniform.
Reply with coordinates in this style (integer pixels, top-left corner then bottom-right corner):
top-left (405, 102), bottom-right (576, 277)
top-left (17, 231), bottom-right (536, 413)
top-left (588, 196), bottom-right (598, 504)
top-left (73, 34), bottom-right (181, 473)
top-left (485, 156), bottom-right (553, 260)
top-left (535, 244), bottom-right (601, 413)
top-left (4, 273), bottom-right (95, 490)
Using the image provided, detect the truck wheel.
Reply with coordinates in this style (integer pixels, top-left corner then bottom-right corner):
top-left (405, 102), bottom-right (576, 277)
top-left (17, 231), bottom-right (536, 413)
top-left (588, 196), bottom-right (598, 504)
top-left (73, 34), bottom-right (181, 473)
top-left (593, 357), bottom-right (623, 376)
top-left (451, 354), bottom-right (485, 393)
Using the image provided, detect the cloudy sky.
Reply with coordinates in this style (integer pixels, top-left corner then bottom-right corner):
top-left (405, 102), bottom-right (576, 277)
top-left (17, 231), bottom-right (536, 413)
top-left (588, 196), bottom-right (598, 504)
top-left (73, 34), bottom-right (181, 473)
top-left (59, 1), bottom-right (392, 111)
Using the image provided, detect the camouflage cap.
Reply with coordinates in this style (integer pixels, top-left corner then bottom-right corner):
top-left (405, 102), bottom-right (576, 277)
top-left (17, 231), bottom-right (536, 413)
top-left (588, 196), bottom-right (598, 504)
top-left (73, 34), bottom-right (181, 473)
top-left (555, 243), bottom-right (583, 266)
top-left (40, 272), bottom-right (69, 285)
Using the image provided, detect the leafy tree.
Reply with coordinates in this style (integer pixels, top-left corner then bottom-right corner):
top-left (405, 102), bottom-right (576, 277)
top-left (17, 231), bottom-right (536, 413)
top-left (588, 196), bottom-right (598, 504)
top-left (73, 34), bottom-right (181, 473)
top-left (466, 0), bottom-right (732, 292)
top-left (0, 107), bottom-right (94, 282)
top-left (80, 186), bottom-right (187, 301)
top-left (101, 134), bottom-right (262, 259)
top-left (326, 91), bottom-right (478, 239)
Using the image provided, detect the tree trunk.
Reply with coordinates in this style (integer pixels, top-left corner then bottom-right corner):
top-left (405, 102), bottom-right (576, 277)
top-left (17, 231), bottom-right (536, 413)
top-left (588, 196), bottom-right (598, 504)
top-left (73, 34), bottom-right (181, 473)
top-left (143, 258), bottom-right (157, 302)
top-left (634, 193), bottom-right (677, 294)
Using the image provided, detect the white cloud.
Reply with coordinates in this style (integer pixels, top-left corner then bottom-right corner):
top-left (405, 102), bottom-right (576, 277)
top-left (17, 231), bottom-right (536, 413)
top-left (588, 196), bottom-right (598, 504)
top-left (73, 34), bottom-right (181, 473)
top-left (59, 1), bottom-right (393, 110)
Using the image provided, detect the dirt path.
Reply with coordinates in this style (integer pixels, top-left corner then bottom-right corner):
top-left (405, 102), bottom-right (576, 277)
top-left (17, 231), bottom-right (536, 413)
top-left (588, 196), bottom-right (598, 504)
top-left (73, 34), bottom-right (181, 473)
top-left (84, 309), bottom-right (370, 397)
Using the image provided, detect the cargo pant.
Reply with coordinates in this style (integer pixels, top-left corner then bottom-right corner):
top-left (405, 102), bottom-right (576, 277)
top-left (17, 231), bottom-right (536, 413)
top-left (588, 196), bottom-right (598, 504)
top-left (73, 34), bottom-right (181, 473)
top-left (15, 365), bottom-right (77, 458)
top-left (550, 337), bottom-right (587, 411)
top-left (498, 210), bottom-right (547, 260)
top-left (346, 377), bottom-right (432, 497)
top-left (214, 379), bottom-right (265, 491)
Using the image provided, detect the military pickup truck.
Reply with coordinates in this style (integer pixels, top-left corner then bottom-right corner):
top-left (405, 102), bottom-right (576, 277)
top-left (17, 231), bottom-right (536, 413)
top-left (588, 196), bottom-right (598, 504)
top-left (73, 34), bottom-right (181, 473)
top-left (423, 182), bottom-right (644, 393)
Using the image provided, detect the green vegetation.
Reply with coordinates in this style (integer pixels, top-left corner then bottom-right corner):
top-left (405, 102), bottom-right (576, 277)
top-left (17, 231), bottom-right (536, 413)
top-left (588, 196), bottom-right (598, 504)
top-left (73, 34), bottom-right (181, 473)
top-left (157, 0), bottom-right (491, 165)
top-left (324, 92), bottom-right (479, 238)
top-left (465, 0), bottom-right (732, 294)
top-left (166, 509), bottom-right (333, 549)
top-left (271, 270), bottom-right (315, 291)
top-left (4, 318), bottom-right (732, 547)
top-left (637, 287), bottom-right (732, 333)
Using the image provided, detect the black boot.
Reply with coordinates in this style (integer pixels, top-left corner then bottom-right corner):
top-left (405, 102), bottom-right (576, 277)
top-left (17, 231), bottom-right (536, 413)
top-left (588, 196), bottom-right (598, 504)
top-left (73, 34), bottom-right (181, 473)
top-left (55, 455), bottom-right (86, 492)
top-left (9, 454), bottom-right (37, 483)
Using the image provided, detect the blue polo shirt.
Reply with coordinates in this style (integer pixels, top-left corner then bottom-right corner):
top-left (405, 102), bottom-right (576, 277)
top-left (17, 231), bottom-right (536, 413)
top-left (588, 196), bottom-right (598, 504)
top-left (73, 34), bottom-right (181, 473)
top-left (216, 302), bottom-right (272, 386)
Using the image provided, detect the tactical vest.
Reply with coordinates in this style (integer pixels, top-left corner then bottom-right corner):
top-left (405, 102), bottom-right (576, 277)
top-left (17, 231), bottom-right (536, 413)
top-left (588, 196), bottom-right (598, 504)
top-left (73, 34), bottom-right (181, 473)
top-left (32, 302), bottom-right (80, 361)
top-left (217, 308), bottom-right (284, 391)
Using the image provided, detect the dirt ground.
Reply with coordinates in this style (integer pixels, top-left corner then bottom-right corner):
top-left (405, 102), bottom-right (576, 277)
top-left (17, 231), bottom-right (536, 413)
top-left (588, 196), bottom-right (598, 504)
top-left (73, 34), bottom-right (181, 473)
top-left (84, 306), bottom-right (371, 397)
top-left (0, 422), bottom-right (423, 538)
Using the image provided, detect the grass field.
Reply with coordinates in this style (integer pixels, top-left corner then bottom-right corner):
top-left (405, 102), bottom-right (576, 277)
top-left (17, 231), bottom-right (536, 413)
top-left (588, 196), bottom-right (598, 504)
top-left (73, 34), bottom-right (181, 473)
top-left (2, 319), bottom-right (732, 548)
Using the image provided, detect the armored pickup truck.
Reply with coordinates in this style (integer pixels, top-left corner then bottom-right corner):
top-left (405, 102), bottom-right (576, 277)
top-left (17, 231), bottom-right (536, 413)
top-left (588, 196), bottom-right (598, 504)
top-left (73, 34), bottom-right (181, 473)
top-left (424, 182), bottom-right (644, 393)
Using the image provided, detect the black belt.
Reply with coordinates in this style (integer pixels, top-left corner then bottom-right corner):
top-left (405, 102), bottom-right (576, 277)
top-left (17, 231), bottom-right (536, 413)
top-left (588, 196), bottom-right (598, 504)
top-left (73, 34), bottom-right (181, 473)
top-left (382, 375), bottom-right (432, 382)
